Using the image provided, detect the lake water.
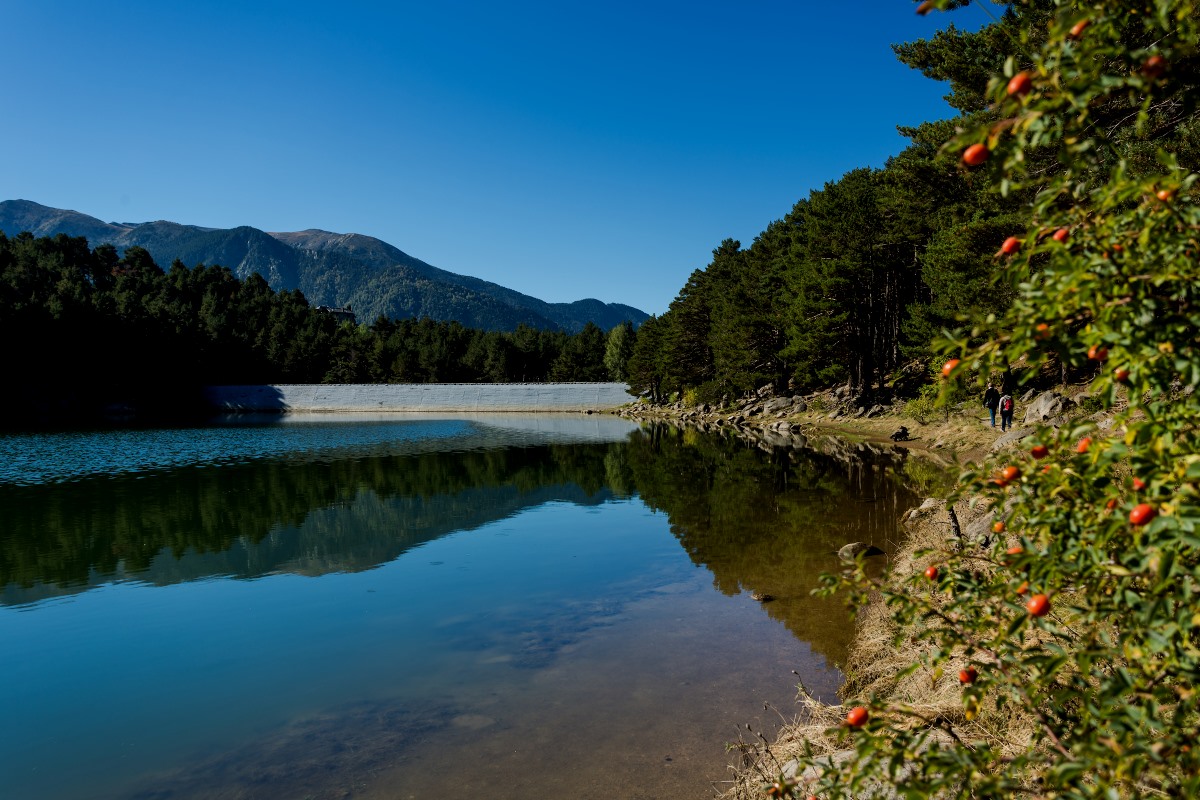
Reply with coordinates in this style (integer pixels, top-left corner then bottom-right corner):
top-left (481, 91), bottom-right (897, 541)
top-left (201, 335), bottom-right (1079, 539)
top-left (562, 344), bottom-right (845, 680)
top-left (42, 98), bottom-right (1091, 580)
top-left (0, 414), bottom-right (924, 799)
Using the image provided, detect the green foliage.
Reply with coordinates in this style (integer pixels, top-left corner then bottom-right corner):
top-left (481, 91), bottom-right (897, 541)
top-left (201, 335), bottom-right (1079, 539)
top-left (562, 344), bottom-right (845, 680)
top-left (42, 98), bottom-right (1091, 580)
top-left (633, 73), bottom-right (1030, 399)
top-left (0, 234), bottom-right (631, 420)
top-left (603, 320), bottom-right (636, 381)
top-left (783, 2), bottom-right (1200, 798)
top-left (901, 382), bottom-right (944, 424)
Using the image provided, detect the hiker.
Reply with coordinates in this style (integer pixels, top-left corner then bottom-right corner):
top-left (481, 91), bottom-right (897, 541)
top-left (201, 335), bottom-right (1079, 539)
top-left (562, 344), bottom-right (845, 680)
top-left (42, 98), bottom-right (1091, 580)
top-left (999, 392), bottom-right (1015, 431)
top-left (983, 383), bottom-right (1001, 427)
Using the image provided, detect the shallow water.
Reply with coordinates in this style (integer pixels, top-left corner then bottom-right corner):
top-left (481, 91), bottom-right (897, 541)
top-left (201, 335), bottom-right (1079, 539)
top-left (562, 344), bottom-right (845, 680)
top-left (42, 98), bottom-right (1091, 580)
top-left (0, 414), bottom-right (922, 799)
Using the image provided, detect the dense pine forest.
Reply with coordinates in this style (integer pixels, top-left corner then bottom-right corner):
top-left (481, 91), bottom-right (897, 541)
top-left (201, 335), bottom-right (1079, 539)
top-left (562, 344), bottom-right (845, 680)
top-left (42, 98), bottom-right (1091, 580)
top-left (0, 231), bottom-right (636, 419)
top-left (627, 1), bottom-right (1200, 405)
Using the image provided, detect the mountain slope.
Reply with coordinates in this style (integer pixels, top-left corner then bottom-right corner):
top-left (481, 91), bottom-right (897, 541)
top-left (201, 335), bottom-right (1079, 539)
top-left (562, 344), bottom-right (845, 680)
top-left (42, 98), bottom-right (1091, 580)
top-left (0, 200), bottom-right (648, 332)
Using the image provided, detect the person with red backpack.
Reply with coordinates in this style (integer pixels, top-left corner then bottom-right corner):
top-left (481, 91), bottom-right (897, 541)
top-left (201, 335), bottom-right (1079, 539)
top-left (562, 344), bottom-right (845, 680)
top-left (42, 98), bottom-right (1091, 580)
top-left (999, 392), bottom-right (1015, 431)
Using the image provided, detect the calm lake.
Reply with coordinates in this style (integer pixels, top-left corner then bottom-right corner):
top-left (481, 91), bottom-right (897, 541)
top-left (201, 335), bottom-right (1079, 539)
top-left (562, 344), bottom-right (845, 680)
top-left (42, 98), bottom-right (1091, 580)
top-left (0, 413), bottom-right (926, 800)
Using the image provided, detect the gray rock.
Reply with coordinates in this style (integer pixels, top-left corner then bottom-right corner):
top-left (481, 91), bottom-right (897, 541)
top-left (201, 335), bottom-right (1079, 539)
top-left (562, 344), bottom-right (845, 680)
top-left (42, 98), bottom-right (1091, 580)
top-left (764, 397), bottom-right (793, 413)
top-left (838, 542), bottom-right (884, 561)
top-left (792, 398), bottom-right (808, 413)
top-left (964, 514), bottom-right (997, 543)
top-left (1020, 388), bottom-right (1038, 402)
top-left (1022, 391), bottom-right (1073, 426)
top-left (866, 403), bottom-right (886, 418)
top-left (990, 426), bottom-right (1036, 451)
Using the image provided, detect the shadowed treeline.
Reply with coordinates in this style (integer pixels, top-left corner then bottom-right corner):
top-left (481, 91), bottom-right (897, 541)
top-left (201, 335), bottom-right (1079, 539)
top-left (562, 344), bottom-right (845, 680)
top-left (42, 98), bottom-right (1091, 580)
top-left (0, 232), bottom-right (637, 423)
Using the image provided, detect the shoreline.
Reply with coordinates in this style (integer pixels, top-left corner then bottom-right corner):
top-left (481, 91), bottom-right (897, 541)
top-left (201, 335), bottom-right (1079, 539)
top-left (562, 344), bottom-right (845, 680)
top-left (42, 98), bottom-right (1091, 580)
top-left (612, 390), bottom-right (1064, 798)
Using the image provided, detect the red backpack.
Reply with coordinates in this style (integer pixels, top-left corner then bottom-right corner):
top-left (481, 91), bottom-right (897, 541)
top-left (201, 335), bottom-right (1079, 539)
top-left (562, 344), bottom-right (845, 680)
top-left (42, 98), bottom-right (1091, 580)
top-left (1000, 395), bottom-right (1014, 412)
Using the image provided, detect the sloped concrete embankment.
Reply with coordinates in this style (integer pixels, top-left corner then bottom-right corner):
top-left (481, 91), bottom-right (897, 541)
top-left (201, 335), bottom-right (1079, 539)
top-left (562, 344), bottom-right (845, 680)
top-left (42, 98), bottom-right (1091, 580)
top-left (204, 383), bottom-right (633, 413)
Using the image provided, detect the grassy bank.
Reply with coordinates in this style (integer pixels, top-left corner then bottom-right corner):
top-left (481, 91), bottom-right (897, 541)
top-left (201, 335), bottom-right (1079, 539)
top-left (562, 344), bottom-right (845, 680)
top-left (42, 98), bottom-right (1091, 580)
top-left (700, 385), bottom-right (1108, 798)
top-left (615, 391), bottom-right (1020, 793)
top-left (620, 385), bottom-right (1105, 797)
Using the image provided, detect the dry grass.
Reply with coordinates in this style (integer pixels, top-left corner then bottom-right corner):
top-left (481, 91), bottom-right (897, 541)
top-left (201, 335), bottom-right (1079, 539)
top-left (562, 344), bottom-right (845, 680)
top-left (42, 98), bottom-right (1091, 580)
top-left (720, 494), bottom-right (1040, 799)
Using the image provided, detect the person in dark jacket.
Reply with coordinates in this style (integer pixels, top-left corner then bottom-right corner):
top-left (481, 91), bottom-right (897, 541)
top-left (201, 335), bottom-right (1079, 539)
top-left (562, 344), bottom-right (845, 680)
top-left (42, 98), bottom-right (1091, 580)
top-left (983, 383), bottom-right (1001, 427)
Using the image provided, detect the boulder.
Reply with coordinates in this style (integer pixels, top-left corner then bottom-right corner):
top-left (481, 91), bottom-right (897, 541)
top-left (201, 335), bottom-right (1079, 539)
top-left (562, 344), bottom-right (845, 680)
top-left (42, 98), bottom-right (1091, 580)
top-left (838, 542), bottom-right (884, 561)
top-left (1022, 391), bottom-right (1073, 426)
top-left (990, 426), bottom-right (1036, 451)
top-left (964, 514), bottom-right (996, 544)
top-left (792, 397), bottom-right (808, 413)
top-left (866, 404), bottom-right (886, 418)
top-left (902, 497), bottom-right (941, 526)
top-left (764, 397), bottom-right (793, 413)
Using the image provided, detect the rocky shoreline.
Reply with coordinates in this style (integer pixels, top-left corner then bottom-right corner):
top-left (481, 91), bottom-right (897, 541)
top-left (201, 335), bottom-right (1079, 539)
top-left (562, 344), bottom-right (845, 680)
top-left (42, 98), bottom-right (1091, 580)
top-left (613, 382), bottom-right (1105, 799)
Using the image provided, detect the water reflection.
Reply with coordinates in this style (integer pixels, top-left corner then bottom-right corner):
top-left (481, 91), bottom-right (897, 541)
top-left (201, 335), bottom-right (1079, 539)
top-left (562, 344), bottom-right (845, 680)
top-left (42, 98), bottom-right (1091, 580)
top-left (2, 420), bottom-right (924, 663)
top-left (1, 416), bottom-right (938, 800)
top-left (624, 425), bottom-right (924, 663)
top-left (4, 424), bottom-right (916, 586)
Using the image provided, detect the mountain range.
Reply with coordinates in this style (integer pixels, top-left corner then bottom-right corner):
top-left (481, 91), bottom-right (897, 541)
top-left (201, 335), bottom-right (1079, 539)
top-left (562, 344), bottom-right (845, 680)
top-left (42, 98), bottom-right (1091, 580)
top-left (0, 199), bottom-right (648, 332)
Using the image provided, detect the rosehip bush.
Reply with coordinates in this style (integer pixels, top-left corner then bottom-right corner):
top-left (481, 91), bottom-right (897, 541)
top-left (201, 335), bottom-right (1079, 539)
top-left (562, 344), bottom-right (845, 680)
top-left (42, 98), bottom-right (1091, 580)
top-left (797, 2), bottom-right (1200, 798)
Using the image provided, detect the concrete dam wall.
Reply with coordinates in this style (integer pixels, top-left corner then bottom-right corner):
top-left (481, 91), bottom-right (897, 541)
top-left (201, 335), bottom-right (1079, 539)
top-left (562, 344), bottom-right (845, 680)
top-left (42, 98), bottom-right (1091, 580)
top-left (204, 383), bottom-right (633, 413)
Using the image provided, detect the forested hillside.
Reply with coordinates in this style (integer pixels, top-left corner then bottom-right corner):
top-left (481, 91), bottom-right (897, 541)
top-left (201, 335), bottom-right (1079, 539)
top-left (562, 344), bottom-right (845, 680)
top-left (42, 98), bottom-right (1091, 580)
top-left (628, 1), bottom-right (1200, 405)
top-left (0, 200), bottom-right (649, 333)
top-left (0, 232), bottom-right (635, 421)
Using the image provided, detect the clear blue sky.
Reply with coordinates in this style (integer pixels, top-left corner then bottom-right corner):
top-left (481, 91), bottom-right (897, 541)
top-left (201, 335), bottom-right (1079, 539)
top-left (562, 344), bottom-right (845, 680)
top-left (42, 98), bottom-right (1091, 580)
top-left (1, 0), bottom-right (990, 316)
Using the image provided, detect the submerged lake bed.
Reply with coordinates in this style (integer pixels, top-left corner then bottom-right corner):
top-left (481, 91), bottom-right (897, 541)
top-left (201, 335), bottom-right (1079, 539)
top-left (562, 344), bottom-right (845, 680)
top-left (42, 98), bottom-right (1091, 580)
top-left (1, 414), bottom-right (924, 799)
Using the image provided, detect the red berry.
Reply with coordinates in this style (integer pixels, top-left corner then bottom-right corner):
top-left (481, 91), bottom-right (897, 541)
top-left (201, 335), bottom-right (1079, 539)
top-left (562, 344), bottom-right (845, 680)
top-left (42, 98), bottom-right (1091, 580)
top-left (942, 358), bottom-right (961, 378)
top-left (993, 520), bottom-right (1006, 533)
top-left (962, 143), bottom-right (990, 166)
top-left (1157, 188), bottom-right (1176, 202)
top-left (1068, 19), bottom-right (1090, 40)
top-left (1133, 477), bottom-right (1146, 491)
top-left (1006, 72), bottom-right (1033, 97)
top-left (1034, 322), bottom-right (1051, 340)
top-left (915, 0), bottom-right (935, 14)
top-left (1016, 580), bottom-right (1030, 595)
top-left (1077, 437), bottom-right (1092, 454)
top-left (1114, 367), bottom-right (1130, 382)
top-left (1130, 503), bottom-right (1157, 526)
top-left (846, 706), bottom-right (869, 728)
top-left (1000, 236), bottom-right (1022, 255)
top-left (925, 565), bottom-right (939, 581)
top-left (959, 666), bottom-right (978, 684)
top-left (1001, 465), bottom-right (1020, 483)
top-left (1052, 227), bottom-right (1070, 243)
top-left (1027, 594), bottom-right (1051, 616)
top-left (1031, 444), bottom-right (1049, 459)
top-left (1143, 55), bottom-right (1167, 79)
top-left (1088, 344), bottom-right (1109, 361)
